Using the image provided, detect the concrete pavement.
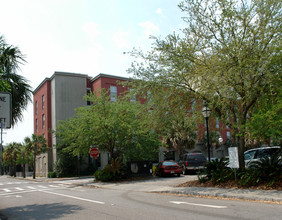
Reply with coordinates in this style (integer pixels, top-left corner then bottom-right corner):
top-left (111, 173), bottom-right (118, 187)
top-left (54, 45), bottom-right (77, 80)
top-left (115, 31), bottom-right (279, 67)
top-left (12, 175), bottom-right (282, 203)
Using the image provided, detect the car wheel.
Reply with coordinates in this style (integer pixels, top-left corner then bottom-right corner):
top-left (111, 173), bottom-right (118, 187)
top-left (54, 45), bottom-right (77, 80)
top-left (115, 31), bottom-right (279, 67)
top-left (177, 173), bottom-right (180, 177)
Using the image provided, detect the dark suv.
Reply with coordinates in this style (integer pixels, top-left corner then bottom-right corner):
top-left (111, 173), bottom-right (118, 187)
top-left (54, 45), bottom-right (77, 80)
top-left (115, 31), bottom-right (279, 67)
top-left (178, 153), bottom-right (207, 174)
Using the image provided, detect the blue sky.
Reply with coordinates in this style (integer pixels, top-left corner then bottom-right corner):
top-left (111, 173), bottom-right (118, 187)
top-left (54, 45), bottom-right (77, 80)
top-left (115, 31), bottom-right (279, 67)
top-left (0, 0), bottom-right (185, 144)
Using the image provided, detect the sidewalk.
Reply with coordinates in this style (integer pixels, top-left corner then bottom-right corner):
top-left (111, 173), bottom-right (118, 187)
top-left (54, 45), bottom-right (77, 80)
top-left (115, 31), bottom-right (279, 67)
top-left (75, 176), bottom-right (282, 203)
top-left (13, 175), bottom-right (282, 203)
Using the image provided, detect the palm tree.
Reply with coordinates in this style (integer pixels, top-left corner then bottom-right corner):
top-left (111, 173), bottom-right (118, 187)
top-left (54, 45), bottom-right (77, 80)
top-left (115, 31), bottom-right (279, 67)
top-left (25, 134), bottom-right (47, 179)
top-left (3, 142), bottom-right (21, 176)
top-left (20, 141), bottom-right (30, 178)
top-left (162, 118), bottom-right (197, 158)
top-left (0, 35), bottom-right (32, 126)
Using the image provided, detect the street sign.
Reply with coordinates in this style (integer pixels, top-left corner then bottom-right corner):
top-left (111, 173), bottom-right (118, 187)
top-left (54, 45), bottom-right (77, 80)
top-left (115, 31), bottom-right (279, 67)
top-left (90, 148), bottom-right (99, 159)
top-left (228, 147), bottom-right (239, 168)
top-left (0, 92), bottom-right (11, 128)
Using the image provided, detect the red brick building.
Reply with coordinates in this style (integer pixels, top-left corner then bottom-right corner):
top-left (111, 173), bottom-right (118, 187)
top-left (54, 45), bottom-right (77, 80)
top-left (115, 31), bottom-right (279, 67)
top-left (33, 72), bottom-right (232, 177)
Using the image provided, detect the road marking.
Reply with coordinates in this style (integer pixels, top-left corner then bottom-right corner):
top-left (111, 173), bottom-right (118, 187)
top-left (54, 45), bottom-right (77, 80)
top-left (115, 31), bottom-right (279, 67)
top-left (3, 189), bottom-right (11, 192)
top-left (41, 190), bottom-right (105, 205)
top-left (48, 185), bottom-right (60, 188)
top-left (27, 186), bottom-right (36, 190)
top-left (170, 201), bottom-right (227, 209)
top-left (0, 186), bottom-right (66, 196)
top-left (37, 185), bottom-right (48, 189)
top-left (15, 187), bottom-right (25, 191)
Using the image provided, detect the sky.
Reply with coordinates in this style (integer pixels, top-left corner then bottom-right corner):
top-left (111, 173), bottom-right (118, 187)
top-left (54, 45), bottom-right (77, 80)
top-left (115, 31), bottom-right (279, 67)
top-left (0, 0), bottom-right (185, 145)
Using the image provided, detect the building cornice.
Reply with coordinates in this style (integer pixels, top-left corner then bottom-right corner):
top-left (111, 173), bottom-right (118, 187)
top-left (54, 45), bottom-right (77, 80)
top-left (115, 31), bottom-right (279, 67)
top-left (33, 71), bottom-right (91, 94)
top-left (90, 73), bottom-right (132, 83)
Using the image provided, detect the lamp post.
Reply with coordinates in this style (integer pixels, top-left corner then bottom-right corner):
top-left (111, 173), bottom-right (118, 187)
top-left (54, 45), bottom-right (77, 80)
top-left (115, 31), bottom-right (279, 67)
top-left (202, 106), bottom-right (212, 162)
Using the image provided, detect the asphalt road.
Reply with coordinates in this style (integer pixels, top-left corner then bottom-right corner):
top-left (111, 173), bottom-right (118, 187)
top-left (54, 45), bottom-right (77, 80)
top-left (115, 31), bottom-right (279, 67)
top-left (0, 176), bottom-right (281, 220)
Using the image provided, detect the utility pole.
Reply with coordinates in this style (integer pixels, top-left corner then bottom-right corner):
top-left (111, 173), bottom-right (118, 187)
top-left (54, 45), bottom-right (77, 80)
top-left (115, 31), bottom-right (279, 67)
top-left (1, 120), bottom-right (3, 175)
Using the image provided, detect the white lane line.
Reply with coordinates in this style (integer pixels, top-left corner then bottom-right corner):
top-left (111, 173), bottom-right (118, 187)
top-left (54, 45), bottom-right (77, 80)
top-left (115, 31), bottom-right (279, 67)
top-left (3, 189), bottom-right (11, 192)
top-left (48, 185), bottom-right (60, 188)
top-left (27, 186), bottom-right (36, 190)
top-left (0, 187), bottom-right (66, 196)
top-left (170, 201), bottom-right (227, 209)
top-left (37, 185), bottom-right (48, 189)
top-left (41, 190), bottom-right (105, 205)
top-left (15, 187), bottom-right (25, 191)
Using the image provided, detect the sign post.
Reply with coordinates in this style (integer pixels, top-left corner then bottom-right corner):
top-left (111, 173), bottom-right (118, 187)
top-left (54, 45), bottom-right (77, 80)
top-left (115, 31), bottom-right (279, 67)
top-left (90, 147), bottom-right (99, 159)
top-left (0, 92), bottom-right (12, 129)
top-left (0, 92), bottom-right (11, 175)
top-left (228, 147), bottom-right (239, 181)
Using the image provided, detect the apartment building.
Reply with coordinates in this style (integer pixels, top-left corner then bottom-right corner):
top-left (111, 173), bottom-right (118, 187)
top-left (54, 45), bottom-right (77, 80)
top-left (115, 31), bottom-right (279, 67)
top-left (33, 72), bottom-right (232, 177)
top-left (33, 72), bottom-right (131, 176)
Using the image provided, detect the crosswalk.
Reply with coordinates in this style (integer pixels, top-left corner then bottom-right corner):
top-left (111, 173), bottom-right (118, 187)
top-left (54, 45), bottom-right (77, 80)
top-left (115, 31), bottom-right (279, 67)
top-left (0, 184), bottom-right (70, 195)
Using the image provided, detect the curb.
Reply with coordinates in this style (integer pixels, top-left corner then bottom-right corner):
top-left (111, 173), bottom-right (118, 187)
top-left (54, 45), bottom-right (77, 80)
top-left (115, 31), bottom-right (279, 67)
top-left (154, 187), bottom-right (282, 202)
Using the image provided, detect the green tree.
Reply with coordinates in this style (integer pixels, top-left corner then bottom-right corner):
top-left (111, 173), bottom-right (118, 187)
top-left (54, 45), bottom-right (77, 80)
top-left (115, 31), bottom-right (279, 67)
top-left (56, 89), bottom-right (160, 162)
top-left (129, 0), bottom-right (281, 168)
top-left (24, 134), bottom-right (47, 179)
top-left (3, 142), bottom-right (21, 177)
top-left (247, 92), bottom-right (281, 146)
top-left (19, 139), bottom-right (33, 178)
top-left (0, 35), bottom-right (32, 126)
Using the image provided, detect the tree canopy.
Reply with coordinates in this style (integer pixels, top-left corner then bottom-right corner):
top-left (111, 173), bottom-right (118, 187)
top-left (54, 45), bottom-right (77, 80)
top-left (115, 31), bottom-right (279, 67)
top-left (55, 90), bottom-right (160, 162)
top-left (0, 35), bottom-right (32, 126)
top-left (128, 0), bottom-right (281, 168)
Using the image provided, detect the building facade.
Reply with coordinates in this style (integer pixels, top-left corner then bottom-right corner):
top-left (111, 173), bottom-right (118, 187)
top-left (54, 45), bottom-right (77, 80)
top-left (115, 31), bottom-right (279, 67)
top-left (33, 71), bottom-right (232, 177)
top-left (33, 72), bottom-right (130, 177)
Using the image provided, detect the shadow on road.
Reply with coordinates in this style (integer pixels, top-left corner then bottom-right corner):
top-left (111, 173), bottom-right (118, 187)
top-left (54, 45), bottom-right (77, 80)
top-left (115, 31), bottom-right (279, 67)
top-left (0, 202), bottom-right (82, 220)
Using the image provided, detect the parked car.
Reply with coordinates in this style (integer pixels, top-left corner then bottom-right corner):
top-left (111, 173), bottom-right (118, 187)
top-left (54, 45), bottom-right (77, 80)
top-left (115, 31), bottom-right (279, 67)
top-left (178, 153), bottom-right (207, 174)
top-left (244, 146), bottom-right (281, 167)
top-left (155, 161), bottom-right (182, 177)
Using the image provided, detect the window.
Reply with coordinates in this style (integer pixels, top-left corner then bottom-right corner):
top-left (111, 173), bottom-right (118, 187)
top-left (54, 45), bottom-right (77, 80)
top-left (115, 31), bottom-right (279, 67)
top-left (35, 101), bottom-right (38, 115)
top-left (110, 86), bottom-right (117, 102)
top-left (147, 91), bottom-right (152, 103)
top-left (130, 89), bottom-right (136, 102)
top-left (191, 98), bottom-right (196, 111)
top-left (244, 150), bottom-right (256, 160)
top-left (42, 114), bottom-right (45, 129)
top-left (87, 88), bottom-right (91, 106)
top-left (227, 131), bottom-right (231, 140)
top-left (36, 119), bottom-right (38, 132)
top-left (42, 95), bottom-right (45, 109)
top-left (216, 117), bottom-right (219, 128)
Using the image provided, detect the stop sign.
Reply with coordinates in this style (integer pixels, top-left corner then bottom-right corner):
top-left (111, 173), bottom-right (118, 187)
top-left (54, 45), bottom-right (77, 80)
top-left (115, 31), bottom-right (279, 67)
top-left (90, 148), bottom-right (99, 158)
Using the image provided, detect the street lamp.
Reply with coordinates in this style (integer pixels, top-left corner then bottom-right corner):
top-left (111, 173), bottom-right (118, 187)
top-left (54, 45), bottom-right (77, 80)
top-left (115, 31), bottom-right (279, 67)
top-left (202, 106), bottom-right (212, 162)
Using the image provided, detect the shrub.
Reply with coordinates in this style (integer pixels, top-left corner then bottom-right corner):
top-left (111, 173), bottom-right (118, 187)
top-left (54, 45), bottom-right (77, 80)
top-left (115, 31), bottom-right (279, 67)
top-left (238, 152), bottom-right (282, 187)
top-left (94, 158), bottom-right (129, 182)
top-left (198, 158), bottom-right (234, 184)
top-left (48, 171), bottom-right (57, 178)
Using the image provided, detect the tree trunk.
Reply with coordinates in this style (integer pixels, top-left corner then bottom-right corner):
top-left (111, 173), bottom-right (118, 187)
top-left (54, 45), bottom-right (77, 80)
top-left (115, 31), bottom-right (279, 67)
top-left (13, 161), bottom-right (16, 177)
top-left (237, 136), bottom-right (245, 170)
top-left (33, 152), bottom-right (36, 179)
top-left (22, 155), bottom-right (26, 178)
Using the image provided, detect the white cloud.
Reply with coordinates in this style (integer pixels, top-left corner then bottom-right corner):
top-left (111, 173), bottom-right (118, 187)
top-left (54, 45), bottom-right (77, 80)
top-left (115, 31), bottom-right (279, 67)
top-left (112, 31), bottom-right (131, 49)
top-left (139, 21), bottom-right (159, 37)
top-left (156, 8), bottom-right (163, 14)
top-left (82, 22), bottom-right (103, 50)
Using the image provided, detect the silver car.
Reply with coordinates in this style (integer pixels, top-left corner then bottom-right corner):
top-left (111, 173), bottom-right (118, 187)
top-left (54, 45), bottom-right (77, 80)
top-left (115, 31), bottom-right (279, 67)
top-left (244, 146), bottom-right (281, 167)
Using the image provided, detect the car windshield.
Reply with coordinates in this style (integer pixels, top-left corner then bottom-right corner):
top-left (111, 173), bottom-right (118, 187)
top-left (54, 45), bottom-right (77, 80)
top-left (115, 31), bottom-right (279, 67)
top-left (163, 161), bottom-right (177, 166)
top-left (187, 154), bottom-right (205, 161)
top-left (244, 150), bottom-right (256, 160)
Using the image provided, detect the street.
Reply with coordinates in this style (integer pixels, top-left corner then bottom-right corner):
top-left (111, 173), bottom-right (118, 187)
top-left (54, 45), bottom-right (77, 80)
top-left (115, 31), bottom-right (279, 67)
top-left (0, 176), bottom-right (281, 220)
